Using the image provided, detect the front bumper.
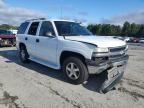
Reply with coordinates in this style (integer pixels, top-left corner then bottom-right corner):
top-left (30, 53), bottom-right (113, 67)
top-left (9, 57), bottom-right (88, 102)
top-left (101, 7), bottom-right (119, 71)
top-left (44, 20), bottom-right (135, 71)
top-left (0, 38), bottom-right (16, 46)
top-left (86, 54), bottom-right (129, 74)
top-left (86, 54), bottom-right (129, 93)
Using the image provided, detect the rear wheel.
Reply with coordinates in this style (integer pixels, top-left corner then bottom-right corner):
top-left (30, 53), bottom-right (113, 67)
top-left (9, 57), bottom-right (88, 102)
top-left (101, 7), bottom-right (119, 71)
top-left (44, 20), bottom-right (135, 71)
top-left (19, 46), bottom-right (29, 63)
top-left (62, 57), bottom-right (89, 84)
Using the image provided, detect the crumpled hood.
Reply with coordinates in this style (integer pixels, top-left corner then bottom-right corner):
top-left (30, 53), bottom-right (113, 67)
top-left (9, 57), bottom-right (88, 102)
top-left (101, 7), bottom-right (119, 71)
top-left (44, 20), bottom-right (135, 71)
top-left (65, 36), bottom-right (126, 48)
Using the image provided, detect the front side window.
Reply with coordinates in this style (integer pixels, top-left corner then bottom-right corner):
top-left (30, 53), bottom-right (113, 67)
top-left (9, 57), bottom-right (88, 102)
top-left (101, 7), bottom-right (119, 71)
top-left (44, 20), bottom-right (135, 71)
top-left (39, 21), bottom-right (55, 36)
top-left (28, 22), bottom-right (39, 35)
top-left (54, 21), bottom-right (92, 36)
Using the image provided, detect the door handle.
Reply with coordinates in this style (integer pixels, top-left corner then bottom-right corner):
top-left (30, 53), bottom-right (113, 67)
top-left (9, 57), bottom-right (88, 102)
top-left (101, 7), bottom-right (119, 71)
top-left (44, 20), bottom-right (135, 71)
top-left (36, 39), bottom-right (39, 43)
top-left (25, 37), bottom-right (28, 40)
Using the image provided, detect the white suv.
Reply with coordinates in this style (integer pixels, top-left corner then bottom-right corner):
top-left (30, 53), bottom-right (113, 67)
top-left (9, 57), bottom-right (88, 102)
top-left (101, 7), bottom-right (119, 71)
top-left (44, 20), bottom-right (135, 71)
top-left (16, 18), bottom-right (129, 93)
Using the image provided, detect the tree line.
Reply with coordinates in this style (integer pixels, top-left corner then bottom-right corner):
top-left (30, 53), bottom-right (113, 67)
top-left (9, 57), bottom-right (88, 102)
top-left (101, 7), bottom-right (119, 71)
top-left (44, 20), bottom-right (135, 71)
top-left (0, 22), bottom-right (144, 37)
top-left (87, 21), bottom-right (144, 37)
top-left (0, 24), bottom-right (17, 30)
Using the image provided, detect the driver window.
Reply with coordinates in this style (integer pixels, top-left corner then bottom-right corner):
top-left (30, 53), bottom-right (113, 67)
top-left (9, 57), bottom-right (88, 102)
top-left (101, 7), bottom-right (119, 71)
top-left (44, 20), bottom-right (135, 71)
top-left (39, 21), bottom-right (55, 36)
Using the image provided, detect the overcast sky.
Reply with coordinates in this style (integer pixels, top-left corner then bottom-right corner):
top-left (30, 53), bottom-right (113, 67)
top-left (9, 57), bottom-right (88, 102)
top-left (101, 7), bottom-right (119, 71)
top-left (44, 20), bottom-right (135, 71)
top-left (0, 0), bottom-right (144, 26)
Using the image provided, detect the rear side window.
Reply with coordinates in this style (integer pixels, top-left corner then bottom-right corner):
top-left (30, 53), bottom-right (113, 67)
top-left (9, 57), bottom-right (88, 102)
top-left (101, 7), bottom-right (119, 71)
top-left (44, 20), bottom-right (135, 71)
top-left (28, 22), bottom-right (39, 35)
top-left (17, 22), bottom-right (29, 34)
top-left (39, 21), bottom-right (55, 36)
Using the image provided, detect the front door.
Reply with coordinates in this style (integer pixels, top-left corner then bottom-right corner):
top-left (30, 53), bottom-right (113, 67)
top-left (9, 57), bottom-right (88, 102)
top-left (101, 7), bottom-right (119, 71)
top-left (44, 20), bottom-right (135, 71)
top-left (36, 21), bottom-right (58, 68)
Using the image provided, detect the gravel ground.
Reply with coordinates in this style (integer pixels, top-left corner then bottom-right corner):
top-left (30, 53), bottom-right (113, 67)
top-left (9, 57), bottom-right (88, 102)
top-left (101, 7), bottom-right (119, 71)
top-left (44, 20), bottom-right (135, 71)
top-left (0, 44), bottom-right (144, 108)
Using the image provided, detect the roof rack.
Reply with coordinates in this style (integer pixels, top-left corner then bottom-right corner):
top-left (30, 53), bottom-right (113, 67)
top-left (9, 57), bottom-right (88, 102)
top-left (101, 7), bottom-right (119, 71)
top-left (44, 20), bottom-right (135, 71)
top-left (25, 18), bottom-right (46, 22)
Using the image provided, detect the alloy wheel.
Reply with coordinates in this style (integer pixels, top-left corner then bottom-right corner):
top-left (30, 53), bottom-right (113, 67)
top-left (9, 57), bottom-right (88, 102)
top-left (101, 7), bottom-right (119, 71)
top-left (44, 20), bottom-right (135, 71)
top-left (66, 62), bottom-right (80, 80)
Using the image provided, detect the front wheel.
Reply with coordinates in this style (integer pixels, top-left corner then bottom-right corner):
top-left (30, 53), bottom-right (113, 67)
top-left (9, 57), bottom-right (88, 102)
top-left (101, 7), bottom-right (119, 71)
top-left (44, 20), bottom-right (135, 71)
top-left (62, 57), bottom-right (89, 85)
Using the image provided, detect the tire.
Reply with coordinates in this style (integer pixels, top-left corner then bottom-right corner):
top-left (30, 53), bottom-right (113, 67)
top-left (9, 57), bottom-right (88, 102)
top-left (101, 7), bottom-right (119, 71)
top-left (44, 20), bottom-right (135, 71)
top-left (19, 45), bottom-right (29, 63)
top-left (62, 57), bottom-right (89, 85)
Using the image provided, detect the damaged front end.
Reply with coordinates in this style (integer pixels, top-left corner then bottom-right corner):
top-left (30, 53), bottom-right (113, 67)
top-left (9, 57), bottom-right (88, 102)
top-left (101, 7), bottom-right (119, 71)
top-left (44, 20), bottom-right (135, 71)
top-left (86, 45), bottom-right (129, 93)
top-left (0, 37), bottom-right (16, 47)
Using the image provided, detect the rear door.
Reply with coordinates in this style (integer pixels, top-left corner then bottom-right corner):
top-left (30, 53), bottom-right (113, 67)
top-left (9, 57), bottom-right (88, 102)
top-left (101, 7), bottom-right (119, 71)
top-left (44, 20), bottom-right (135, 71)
top-left (35, 21), bottom-right (58, 68)
top-left (26, 22), bottom-right (40, 58)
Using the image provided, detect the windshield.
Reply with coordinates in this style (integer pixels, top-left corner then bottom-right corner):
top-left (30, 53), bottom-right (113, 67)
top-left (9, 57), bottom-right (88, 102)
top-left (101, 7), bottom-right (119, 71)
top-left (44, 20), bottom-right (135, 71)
top-left (54, 21), bottom-right (92, 36)
top-left (0, 29), bottom-right (13, 35)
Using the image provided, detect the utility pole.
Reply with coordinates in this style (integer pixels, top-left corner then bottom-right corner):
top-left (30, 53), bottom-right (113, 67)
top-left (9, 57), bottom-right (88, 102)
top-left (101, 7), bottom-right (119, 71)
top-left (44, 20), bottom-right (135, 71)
top-left (60, 6), bottom-right (62, 18)
top-left (60, 0), bottom-right (63, 18)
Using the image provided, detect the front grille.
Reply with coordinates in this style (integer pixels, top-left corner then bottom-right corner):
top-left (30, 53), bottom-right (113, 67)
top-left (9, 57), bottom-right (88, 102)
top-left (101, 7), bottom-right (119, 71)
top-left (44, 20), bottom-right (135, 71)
top-left (109, 46), bottom-right (127, 60)
top-left (109, 46), bottom-right (126, 52)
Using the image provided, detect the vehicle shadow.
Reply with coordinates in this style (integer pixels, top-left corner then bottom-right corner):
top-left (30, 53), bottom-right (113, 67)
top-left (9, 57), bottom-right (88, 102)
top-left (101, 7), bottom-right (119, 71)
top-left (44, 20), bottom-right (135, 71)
top-left (83, 74), bottom-right (107, 92)
top-left (0, 49), bottom-right (66, 82)
top-left (0, 49), bottom-right (108, 93)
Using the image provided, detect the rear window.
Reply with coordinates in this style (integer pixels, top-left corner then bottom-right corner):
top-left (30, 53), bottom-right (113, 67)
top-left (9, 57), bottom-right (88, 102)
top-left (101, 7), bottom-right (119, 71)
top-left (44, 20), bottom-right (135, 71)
top-left (17, 22), bottom-right (29, 34)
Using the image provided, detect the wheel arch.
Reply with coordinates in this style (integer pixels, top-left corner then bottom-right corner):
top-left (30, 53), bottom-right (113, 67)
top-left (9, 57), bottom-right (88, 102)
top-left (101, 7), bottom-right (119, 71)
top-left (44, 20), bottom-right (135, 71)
top-left (60, 51), bottom-right (86, 67)
top-left (19, 42), bottom-right (26, 50)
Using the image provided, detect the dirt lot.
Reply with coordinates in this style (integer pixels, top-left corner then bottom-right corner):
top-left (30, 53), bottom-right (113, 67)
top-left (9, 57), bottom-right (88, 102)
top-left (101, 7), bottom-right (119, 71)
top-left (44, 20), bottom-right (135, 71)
top-left (0, 44), bottom-right (144, 108)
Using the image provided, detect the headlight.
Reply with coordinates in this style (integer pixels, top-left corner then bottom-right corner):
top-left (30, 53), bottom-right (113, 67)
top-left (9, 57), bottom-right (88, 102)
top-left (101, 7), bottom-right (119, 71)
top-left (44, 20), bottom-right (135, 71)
top-left (0, 38), bottom-right (1, 40)
top-left (93, 47), bottom-right (109, 53)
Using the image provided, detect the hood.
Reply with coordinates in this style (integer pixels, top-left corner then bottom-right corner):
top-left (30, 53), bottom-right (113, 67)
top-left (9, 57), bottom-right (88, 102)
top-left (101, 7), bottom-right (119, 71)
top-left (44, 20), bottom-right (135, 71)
top-left (0, 34), bottom-right (16, 39)
top-left (65, 36), bottom-right (126, 48)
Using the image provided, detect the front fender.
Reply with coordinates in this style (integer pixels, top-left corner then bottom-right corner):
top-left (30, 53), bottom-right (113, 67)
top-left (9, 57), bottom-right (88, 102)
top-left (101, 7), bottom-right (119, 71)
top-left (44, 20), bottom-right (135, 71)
top-left (58, 39), bottom-right (96, 59)
top-left (55, 39), bottom-right (96, 69)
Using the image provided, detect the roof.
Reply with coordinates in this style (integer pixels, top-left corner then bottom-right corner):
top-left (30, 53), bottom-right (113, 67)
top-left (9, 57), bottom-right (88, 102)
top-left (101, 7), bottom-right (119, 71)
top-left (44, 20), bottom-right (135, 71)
top-left (25, 18), bottom-right (76, 23)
